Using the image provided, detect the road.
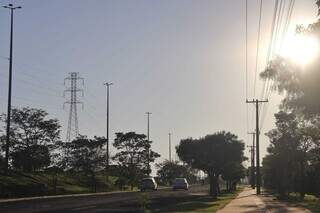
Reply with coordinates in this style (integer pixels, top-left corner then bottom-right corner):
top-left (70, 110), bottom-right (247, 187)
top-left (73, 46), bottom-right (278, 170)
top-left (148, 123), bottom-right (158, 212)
top-left (0, 185), bottom-right (208, 213)
top-left (218, 187), bottom-right (312, 213)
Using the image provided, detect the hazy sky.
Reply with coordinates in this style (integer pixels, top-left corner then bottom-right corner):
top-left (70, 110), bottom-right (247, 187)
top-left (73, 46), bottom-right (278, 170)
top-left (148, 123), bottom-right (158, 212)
top-left (0, 0), bottom-right (318, 171)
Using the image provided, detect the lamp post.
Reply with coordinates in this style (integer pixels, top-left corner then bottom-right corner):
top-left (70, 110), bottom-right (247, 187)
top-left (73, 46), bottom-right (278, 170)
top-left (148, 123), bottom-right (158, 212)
top-left (3, 3), bottom-right (21, 172)
top-left (104, 82), bottom-right (113, 169)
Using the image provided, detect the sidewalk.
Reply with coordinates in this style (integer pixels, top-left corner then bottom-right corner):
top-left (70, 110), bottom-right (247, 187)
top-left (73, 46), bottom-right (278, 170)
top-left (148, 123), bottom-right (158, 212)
top-left (217, 187), bottom-right (312, 213)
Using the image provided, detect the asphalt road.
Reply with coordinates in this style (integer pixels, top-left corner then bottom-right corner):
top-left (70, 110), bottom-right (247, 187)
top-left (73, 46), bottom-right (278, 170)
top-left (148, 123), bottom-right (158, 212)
top-left (0, 185), bottom-right (209, 213)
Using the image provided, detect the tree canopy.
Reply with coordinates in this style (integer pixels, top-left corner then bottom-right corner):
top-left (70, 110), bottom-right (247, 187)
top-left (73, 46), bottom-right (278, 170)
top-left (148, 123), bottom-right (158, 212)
top-left (260, 11), bottom-right (320, 198)
top-left (176, 131), bottom-right (245, 197)
top-left (62, 136), bottom-right (107, 192)
top-left (156, 160), bottom-right (197, 185)
top-left (0, 107), bottom-right (61, 172)
top-left (112, 132), bottom-right (160, 190)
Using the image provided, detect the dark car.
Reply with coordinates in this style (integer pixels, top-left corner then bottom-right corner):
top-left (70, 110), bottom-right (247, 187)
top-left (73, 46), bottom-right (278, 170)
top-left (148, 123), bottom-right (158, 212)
top-left (172, 178), bottom-right (189, 190)
top-left (139, 177), bottom-right (158, 191)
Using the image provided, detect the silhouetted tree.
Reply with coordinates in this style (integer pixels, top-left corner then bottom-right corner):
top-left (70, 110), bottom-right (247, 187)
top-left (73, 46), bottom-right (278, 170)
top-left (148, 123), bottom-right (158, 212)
top-left (176, 131), bottom-right (245, 198)
top-left (112, 132), bottom-right (160, 190)
top-left (0, 135), bottom-right (5, 171)
top-left (260, 8), bottom-right (320, 197)
top-left (62, 136), bottom-right (106, 192)
top-left (0, 107), bottom-right (61, 172)
top-left (222, 162), bottom-right (245, 191)
top-left (262, 111), bottom-right (317, 198)
top-left (156, 160), bottom-right (197, 185)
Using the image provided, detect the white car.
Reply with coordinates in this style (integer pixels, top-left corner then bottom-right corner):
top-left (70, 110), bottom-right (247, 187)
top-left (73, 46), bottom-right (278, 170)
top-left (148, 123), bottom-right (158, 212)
top-left (172, 178), bottom-right (189, 190)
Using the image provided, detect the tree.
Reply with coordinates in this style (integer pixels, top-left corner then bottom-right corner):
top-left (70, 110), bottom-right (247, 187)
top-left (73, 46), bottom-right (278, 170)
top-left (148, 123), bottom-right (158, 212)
top-left (260, 16), bottom-right (320, 117)
top-left (0, 135), bottom-right (5, 170)
top-left (262, 111), bottom-right (315, 198)
top-left (176, 131), bottom-right (246, 198)
top-left (0, 107), bottom-right (61, 172)
top-left (156, 160), bottom-right (197, 185)
top-left (221, 162), bottom-right (245, 191)
top-left (112, 132), bottom-right (160, 190)
top-left (62, 136), bottom-right (106, 192)
top-left (260, 7), bottom-right (320, 197)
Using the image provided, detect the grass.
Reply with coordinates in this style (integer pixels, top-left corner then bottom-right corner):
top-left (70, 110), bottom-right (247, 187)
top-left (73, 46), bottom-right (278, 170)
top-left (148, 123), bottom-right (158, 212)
top-left (0, 171), bottom-right (121, 198)
top-left (281, 193), bottom-right (320, 213)
top-left (152, 187), bottom-right (243, 213)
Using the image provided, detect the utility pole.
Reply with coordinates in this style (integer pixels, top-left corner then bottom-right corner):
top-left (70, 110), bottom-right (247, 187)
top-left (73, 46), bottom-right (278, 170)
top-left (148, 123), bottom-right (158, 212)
top-left (247, 132), bottom-right (255, 189)
top-left (64, 72), bottom-right (84, 142)
top-left (248, 132), bottom-right (255, 188)
top-left (168, 133), bottom-right (172, 162)
top-left (146, 112), bottom-right (152, 172)
top-left (104, 82), bottom-right (113, 169)
top-left (3, 4), bottom-right (21, 173)
top-left (246, 99), bottom-right (268, 195)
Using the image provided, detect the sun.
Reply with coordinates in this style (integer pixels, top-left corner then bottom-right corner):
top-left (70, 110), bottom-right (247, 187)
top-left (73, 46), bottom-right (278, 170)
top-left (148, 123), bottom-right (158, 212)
top-left (280, 34), bottom-right (319, 66)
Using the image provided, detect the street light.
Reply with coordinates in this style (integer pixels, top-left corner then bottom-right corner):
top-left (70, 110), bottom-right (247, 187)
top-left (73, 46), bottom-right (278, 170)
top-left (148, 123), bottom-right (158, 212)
top-left (104, 82), bottom-right (113, 169)
top-left (3, 3), bottom-right (22, 172)
top-left (146, 112), bottom-right (152, 173)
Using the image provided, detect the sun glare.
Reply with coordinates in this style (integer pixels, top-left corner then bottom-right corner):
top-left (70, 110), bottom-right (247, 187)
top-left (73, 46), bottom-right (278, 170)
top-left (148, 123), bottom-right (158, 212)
top-left (280, 34), bottom-right (319, 66)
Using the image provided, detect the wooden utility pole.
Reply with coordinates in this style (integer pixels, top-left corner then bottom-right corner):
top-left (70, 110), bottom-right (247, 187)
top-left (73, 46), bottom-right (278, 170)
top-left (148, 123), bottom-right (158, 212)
top-left (248, 132), bottom-right (255, 189)
top-left (246, 99), bottom-right (268, 195)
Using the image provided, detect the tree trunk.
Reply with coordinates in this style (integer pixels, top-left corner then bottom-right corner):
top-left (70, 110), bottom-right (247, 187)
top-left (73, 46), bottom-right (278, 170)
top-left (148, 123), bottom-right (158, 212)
top-left (91, 172), bottom-right (97, 193)
top-left (52, 172), bottom-right (57, 195)
top-left (232, 181), bottom-right (236, 191)
top-left (209, 172), bottom-right (218, 198)
top-left (299, 161), bottom-right (306, 199)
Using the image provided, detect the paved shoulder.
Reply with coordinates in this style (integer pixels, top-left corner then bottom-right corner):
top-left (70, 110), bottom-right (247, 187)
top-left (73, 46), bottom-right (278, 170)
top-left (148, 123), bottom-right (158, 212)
top-left (218, 187), bottom-right (311, 213)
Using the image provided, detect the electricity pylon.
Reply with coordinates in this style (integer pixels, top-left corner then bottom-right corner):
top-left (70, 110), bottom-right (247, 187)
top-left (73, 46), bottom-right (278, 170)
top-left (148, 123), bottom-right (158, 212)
top-left (64, 72), bottom-right (84, 142)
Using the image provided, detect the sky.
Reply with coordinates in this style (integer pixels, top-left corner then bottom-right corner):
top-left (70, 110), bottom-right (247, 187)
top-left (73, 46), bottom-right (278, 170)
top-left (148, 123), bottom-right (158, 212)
top-left (0, 0), bottom-right (318, 172)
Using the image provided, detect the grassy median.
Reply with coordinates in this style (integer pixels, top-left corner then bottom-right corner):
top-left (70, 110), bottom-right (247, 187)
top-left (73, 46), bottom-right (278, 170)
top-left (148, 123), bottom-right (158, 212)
top-left (151, 187), bottom-right (243, 213)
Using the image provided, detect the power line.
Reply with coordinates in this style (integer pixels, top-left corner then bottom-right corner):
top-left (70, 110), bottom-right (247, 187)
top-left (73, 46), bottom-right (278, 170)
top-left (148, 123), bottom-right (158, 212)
top-left (0, 68), bottom-right (63, 97)
top-left (0, 56), bottom-right (9, 61)
top-left (245, 0), bottom-right (250, 145)
top-left (260, 0), bottom-right (279, 101)
top-left (14, 64), bottom-right (64, 86)
top-left (245, 0), bottom-right (248, 100)
top-left (253, 0), bottom-right (263, 98)
top-left (280, 0), bottom-right (295, 51)
top-left (260, 0), bottom-right (295, 129)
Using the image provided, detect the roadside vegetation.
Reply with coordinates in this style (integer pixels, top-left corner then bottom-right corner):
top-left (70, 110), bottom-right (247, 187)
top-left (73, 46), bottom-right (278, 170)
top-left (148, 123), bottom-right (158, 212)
top-left (0, 105), bottom-right (246, 199)
top-left (278, 193), bottom-right (320, 213)
top-left (151, 187), bottom-right (243, 213)
top-left (156, 160), bottom-right (198, 186)
top-left (259, 1), bottom-right (320, 210)
top-left (0, 107), bottom-right (160, 198)
top-left (176, 131), bottom-right (246, 198)
top-left (0, 170), bottom-right (121, 198)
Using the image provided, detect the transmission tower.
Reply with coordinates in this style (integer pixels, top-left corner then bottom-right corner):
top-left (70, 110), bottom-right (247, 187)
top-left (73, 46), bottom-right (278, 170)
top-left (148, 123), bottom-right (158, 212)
top-left (64, 72), bottom-right (84, 142)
